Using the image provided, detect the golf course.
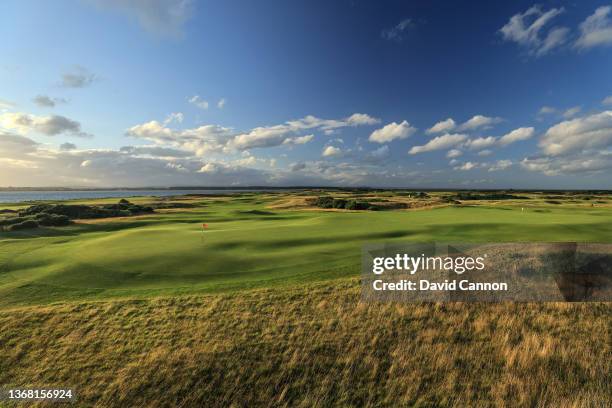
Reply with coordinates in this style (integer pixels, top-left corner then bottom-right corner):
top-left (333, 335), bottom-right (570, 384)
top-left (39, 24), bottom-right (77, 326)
top-left (1, 190), bottom-right (611, 406)
top-left (1, 191), bottom-right (611, 307)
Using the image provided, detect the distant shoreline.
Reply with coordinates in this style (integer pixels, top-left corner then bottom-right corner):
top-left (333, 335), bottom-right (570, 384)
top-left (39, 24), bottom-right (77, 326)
top-left (1, 187), bottom-right (611, 193)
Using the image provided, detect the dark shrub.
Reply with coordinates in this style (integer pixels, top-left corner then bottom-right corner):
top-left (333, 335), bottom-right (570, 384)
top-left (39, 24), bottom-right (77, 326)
top-left (314, 196), bottom-right (335, 209)
top-left (345, 200), bottom-right (370, 210)
top-left (19, 200), bottom-right (154, 219)
top-left (441, 196), bottom-right (460, 204)
top-left (344, 200), bottom-right (357, 210)
top-left (7, 219), bottom-right (39, 231)
top-left (35, 213), bottom-right (71, 226)
top-left (20, 204), bottom-right (95, 218)
top-left (150, 202), bottom-right (196, 209)
top-left (455, 192), bottom-right (528, 201)
top-left (333, 199), bottom-right (347, 209)
top-left (0, 216), bottom-right (32, 226)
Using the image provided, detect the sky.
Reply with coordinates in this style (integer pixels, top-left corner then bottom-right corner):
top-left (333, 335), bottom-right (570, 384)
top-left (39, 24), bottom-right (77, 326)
top-left (1, 0), bottom-right (612, 188)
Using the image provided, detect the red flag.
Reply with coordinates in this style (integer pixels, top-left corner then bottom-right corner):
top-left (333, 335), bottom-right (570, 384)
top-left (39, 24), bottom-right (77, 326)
top-left (202, 223), bottom-right (208, 229)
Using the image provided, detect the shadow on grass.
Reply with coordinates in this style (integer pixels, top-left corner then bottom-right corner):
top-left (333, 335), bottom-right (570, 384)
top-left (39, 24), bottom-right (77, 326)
top-left (0, 211), bottom-right (312, 240)
top-left (208, 229), bottom-right (416, 251)
top-left (234, 210), bottom-right (277, 216)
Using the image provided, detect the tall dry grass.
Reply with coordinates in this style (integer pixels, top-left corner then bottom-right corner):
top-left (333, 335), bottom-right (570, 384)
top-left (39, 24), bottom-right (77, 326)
top-left (0, 278), bottom-right (609, 407)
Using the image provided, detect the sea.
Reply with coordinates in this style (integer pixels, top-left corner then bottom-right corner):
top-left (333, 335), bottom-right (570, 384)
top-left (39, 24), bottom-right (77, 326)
top-left (0, 189), bottom-right (274, 203)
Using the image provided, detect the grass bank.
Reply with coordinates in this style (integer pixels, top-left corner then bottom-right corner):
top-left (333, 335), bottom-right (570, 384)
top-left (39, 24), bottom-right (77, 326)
top-left (1, 279), bottom-right (610, 407)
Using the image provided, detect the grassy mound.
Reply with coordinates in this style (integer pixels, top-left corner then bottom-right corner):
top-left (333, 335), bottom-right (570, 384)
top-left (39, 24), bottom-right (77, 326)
top-left (0, 199), bottom-right (154, 231)
top-left (0, 279), bottom-right (609, 406)
top-left (19, 198), bottom-right (154, 219)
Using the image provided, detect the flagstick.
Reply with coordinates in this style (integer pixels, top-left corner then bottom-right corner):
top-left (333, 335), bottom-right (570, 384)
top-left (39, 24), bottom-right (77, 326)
top-left (201, 223), bottom-right (208, 244)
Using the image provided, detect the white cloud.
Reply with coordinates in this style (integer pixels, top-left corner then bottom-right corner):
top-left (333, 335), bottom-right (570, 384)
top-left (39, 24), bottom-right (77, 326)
top-left (228, 120), bottom-right (310, 149)
top-left (575, 6), bottom-right (612, 49)
top-left (0, 130), bottom-right (280, 187)
top-left (362, 145), bottom-right (394, 164)
top-left (32, 95), bottom-right (67, 108)
top-left (409, 133), bottom-right (468, 154)
top-left (165, 162), bottom-right (188, 172)
top-left (126, 120), bottom-right (232, 155)
top-left (455, 161), bottom-right (478, 171)
top-left (446, 149), bottom-right (462, 158)
top-left (477, 149), bottom-right (493, 157)
top-left (290, 162), bottom-right (307, 172)
top-left (60, 143), bottom-right (77, 151)
top-left (127, 113), bottom-right (375, 154)
top-left (538, 26), bottom-right (571, 56)
top-left (188, 95), bottom-right (209, 110)
top-left (230, 126), bottom-right (299, 150)
top-left (381, 18), bottom-right (414, 42)
top-left (465, 136), bottom-right (497, 150)
top-left (286, 113), bottom-right (379, 132)
top-left (521, 153), bottom-right (612, 176)
top-left (369, 145), bottom-right (390, 161)
top-left (217, 98), bottom-right (226, 109)
top-left (283, 134), bottom-right (314, 145)
top-left (563, 106), bottom-right (581, 119)
top-left (602, 95), bottom-right (612, 106)
top-left (61, 66), bottom-right (96, 88)
top-left (488, 159), bottom-right (513, 172)
top-left (538, 106), bottom-right (556, 115)
top-left (345, 113), bottom-right (380, 126)
top-left (235, 155), bottom-right (258, 167)
top-left (322, 145), bottom-right (342, 157)
top-left (539, 111), bottom-right (612, 156)
top-left (0, 131), bottom-right (39, 156)
top-left (285, 113), bottom-right (380, 134)
top-left (498, 127), bottom-right (535, 146)
top-left (459, 115), bottom-right (503, 131)
top-left (499, 5), bottom-right (568, 56)
top-left (368, 120), bottom-right (416, 143)
top-left (88, 0), bottom-right (194, 37)
top-left (119, 145), bottom-right (191, 158)
top-left (198, 163), bottom-right (217, 173)
top-left (126, 120), bottom-right (176, 141)
top-left (426, 118), bottom-right (456, 134)
top-left (0, 99), bottom-right (14, 111)
top-left (163, 112), bottom-right (184, 125)
top-left (0, 112), bottom-right (90, 137)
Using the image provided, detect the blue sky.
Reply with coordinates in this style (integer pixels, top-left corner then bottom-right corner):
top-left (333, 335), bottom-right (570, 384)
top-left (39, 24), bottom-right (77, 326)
top-left (1, 0), bottom-right (611, 188)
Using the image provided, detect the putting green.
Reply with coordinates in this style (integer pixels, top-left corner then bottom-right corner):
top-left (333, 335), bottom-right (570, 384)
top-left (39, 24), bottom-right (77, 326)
top-left (1, 194), bottom-right (611, 306)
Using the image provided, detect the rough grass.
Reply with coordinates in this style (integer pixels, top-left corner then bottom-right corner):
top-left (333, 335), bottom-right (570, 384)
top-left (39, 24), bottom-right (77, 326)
top-left (0, 278), bottom-right (609, 407)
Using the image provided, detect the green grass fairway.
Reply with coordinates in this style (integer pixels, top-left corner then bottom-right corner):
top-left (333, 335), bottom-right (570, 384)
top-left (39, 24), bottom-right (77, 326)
top-left (1, 193), bottom-right (611, 306)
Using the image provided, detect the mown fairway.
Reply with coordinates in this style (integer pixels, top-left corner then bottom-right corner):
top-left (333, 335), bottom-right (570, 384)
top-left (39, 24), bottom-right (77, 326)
top-left (0, 192), bottom-right (610, 407)
top-left (1, 192), bottom-right (611, 306)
